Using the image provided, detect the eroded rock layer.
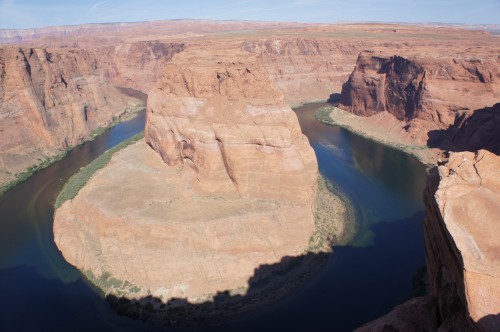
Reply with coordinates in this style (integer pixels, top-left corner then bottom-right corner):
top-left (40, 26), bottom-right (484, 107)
top-left (146, 47), bottom-right (318, 205)
top-left (0, 46), bottom-right (140, 186)
top-left (339, 51), bottom-right (500, 146)
top-left (424, 150), bottom-right (500, 331)
top-left (54, 47), bottom-right (318, 304)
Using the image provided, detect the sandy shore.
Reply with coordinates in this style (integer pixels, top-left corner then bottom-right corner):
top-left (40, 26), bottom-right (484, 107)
top-left (315, 106), bottom-right (443, 167)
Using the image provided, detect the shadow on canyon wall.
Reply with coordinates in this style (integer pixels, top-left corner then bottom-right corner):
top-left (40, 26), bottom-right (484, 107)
top-left (427, 103), bottom-right (500, 154)
top-left (327, 92), bottom-right (341, 104)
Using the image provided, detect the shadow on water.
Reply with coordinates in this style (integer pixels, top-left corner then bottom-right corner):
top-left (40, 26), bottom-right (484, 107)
top-left (0, 102), bottom-right (429, 331)
top-left (99, 211), bottom-right (426, 332)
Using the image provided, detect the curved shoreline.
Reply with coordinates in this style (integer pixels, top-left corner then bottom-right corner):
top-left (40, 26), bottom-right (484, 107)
top-left (0, 102), bottom-right (145, 197)
top-left (53, 133), bottom-right (356, 325)
top-left (315, 106), bottom-right (439, 167)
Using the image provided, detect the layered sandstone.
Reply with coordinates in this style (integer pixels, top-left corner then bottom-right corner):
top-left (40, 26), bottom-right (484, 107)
top-left (424, 150), bottom-right (500, 331)
top-left (339, 51), bottom-right (500, 146)
top-left (0, 46), bottom-right (141, 186)
top-left (54, 46), bottom-right (318, 305)
top-left (356, 150), bottom-right (500, 331)
top-left (146, 47), bottom-right (317, 204)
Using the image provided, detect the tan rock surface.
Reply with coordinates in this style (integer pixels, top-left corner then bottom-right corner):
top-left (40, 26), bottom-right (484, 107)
top-left (146, 46), bottom-right (318, 206)
top-left (54, 139), bottom-right (316, 303)
top-left (0, 46), bottom-right (141, 186)
top-left (424, 150), bottom-right (500, 331)
top-left (54, 46), bottom-right (319, 304)
top-left (338, 50), bottom-right (500, 147)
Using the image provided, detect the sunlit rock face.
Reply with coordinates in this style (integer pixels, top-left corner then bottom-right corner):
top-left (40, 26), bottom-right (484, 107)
top-left (54, 46), bottom-right (318, 305)
top-left (0, 46), bottom-right (141, 186)
top-left (339, 51), bottom-right (500, 146)
top-left (146, 46), bottom-right (318, 206)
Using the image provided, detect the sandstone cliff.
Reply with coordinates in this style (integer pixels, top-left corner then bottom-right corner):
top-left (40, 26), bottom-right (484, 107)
top-left (357, 150), bottom-right (500, 331)
top-left (243, 38), bottom-right (367, 106)
top-left (54, 46), bottom-right (320, 306)
top-left (93, 41), bottom-right (185, 92)
top-left (424, 150), bottom-right (500, 331)
top-left (339, 51), bottom-right (500, 146)
top-left (0, 46), bottom-right (141, 187)
top-left (146, 46), bottom-right (318, 205)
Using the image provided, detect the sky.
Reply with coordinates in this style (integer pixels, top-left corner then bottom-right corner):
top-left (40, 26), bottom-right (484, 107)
top-left (1, 0), bottom-right (499, 30)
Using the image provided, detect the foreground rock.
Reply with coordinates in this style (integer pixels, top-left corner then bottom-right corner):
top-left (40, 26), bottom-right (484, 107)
top-left (424, 150), bottom-right (500, 331)
top-left (54, 47), bottom-right (321, 312)
top-left (357, 150), bottom-right (500, 331)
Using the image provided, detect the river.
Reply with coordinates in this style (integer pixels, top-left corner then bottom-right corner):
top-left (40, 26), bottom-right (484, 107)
top-left (0, 103), bottom-right (428, 331)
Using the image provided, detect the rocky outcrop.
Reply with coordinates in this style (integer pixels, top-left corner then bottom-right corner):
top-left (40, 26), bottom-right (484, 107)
top-left (433, 103), bottom-right (500, 154)
top-left (0, 46), bottom-right (141, 187)
top-left (94, 41), bottom-right (185, 92)
top-left (54, 46), bottom-right (319, 306)
top-left (356, 150), bottom-right (499, 331)
top-left (146, 46), bottom-right (317, 205)
top-left (423, 150), bottom-right (500, 331)
top-left (339, 51), bottom-right (500, 145)
top-left (243, 38), bottom-right (367, 106)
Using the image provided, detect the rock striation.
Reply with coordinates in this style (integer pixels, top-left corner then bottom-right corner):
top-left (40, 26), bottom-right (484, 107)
top-left (146, 46), bottom-right (318, 205)
top-left (0, 46), bottom-right (141, 187)
top-left (54, 46), bottom-right (319, 306)
top-left (339, 51), bottom-right (500, 146)
top-left (423, 150), bottom-right (500, 331)
top-left (357, 150), bottom-right (500, 331)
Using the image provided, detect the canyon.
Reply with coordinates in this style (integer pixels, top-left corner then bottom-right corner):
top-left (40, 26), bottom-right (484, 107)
top-left (53, 45), bottom-right (324, 309)
top-left (0, 20), bottom-right (498, 330)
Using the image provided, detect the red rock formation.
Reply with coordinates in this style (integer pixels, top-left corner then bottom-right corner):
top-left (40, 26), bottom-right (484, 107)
top-left (424, 150), bottom-right (500, 331)
top-left (93, 41), bottom-right (185, 92)
top-left (356, 150), bottom-right (499, 331)
top-left (146, 46), bottom-right (318, 205)
top-left (243, 38), bottom-right (367, 106)
top-left (0, 46), bottom-right (140, 186)
top-left (339, 51), bottom-right (500, 145)
top-left (54, 45), bottom-right (319, 306)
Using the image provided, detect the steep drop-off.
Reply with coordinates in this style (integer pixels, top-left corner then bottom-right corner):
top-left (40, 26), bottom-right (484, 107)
top-left (54, 46), bottom-right (321, 309)
top-left (357, 151), bottom-right (500, 331)
top-left (0, 46), bottom-right (141, 187)
top-left (243, 38), bottom-right (368, 106)
top-left (339, 51), bottom-right (500, 146)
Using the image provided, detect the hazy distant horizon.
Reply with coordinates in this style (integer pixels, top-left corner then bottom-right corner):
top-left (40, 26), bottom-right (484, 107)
top-left (1, 0), bottom-right (499, 30)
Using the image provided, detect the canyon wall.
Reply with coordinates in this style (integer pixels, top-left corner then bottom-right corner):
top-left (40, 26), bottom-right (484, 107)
top-left (146, 46), bottom-right (318, 204)
top-left (54, 45), bottom-right (319, 305)
top-left (357, 150), bottom-right (500, 331)
top-left (424, 150), bottom-right (500, 331)
top-left (242, 38), bottom-right (368, 106)
top-left (93, 41), bottom-right (185, 92)
top-left (0, 46), bottom-right (141, 186)
top-left (339, 51), bottom-right (500, 146)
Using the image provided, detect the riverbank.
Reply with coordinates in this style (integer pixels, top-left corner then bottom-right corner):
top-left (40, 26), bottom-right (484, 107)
top-left (0, 101), bottom-right (145, 196)
top-left (315, 106), bottom-right (442, 167)
top-left (53, 136), bottom-right (355, 326)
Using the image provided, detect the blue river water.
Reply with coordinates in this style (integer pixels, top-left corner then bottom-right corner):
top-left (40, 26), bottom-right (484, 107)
top-left (0, 103), bottom-right (427, 331)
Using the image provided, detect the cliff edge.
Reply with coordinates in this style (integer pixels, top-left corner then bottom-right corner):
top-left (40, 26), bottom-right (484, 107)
top-left (54, 46), bottom-right (321, 309)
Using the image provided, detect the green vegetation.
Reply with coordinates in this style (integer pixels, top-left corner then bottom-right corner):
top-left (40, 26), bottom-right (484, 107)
top-left (55, 131), bottom-right (144, 209)
top-left (0, 102), bottom-right (146, 197)
top-left (307, 174), bottom-right (356, 253)
top-left (83, 269), bottom-right (142, 296)
top-left (314, 106), bottom-right (434, 167)
top-left (0, 150), bottom-right (70, 196)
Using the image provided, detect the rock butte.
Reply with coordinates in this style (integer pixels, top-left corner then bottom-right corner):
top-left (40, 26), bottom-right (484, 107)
top-left (2, 22), bottom-right (500, 188)
top-left (0, 19), bottom-right (496, 329)
top-left (53, 46), bottom-right (319, 304)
